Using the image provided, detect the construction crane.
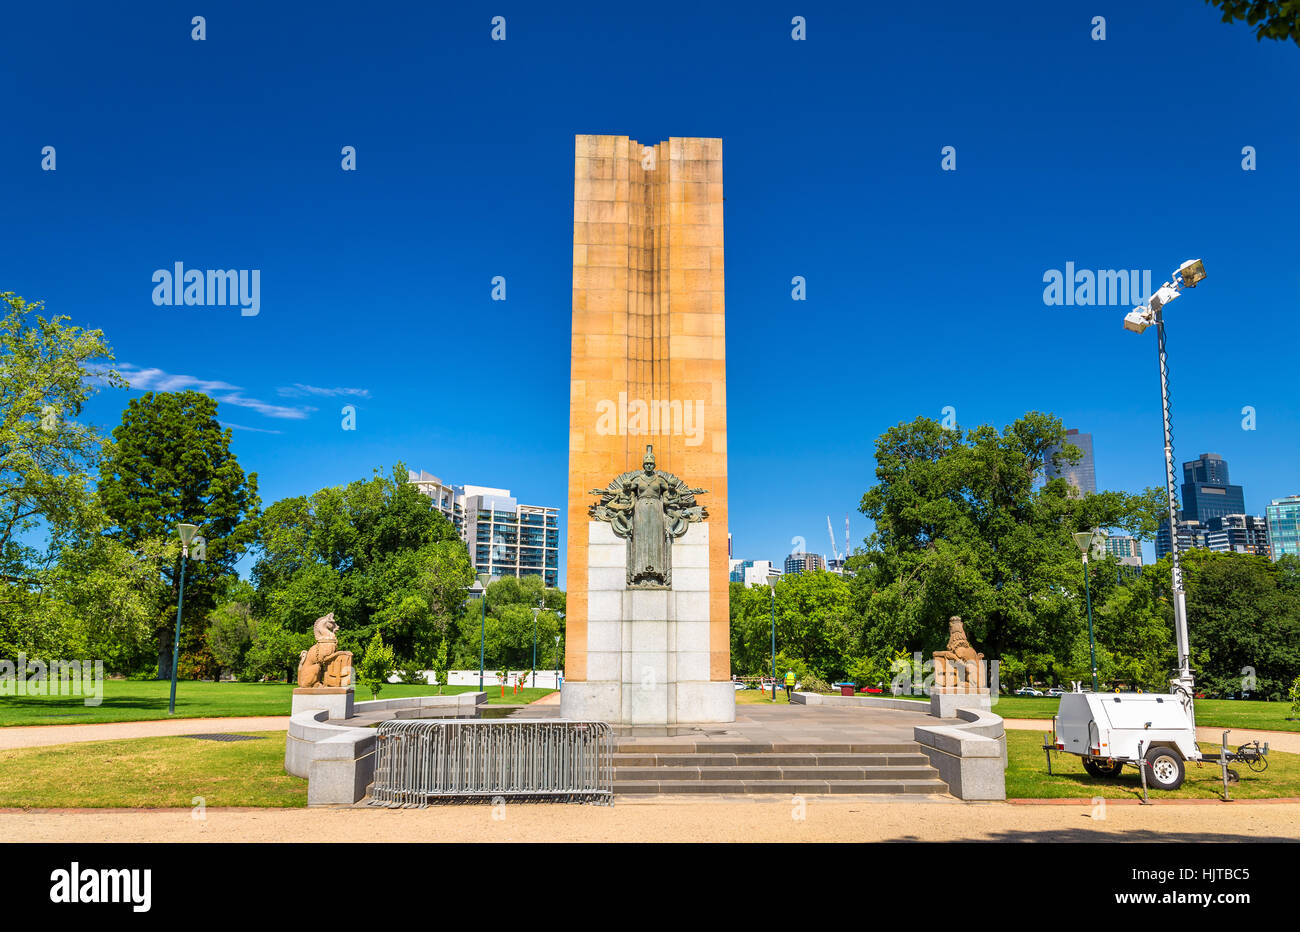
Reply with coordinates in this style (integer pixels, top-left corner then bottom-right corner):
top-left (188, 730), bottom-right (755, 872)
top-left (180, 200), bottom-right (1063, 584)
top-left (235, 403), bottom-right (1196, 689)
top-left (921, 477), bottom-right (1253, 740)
top-left (826, 516), bottom-right (840, 562)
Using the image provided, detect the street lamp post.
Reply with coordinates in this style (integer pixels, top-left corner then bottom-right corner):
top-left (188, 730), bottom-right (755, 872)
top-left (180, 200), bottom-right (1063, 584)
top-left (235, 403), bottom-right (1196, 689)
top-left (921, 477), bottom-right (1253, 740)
top-left (465, 575), bottom-right (489, 692)
top-left (1124, 259), bottom-right (1205, 707)
top-left (554, 634), bottom-right (561, 689)
top-left (531, 601), bottom-right (541, 688)
top-left (479, 583), bottom-right (487, 692)
top-left (169, 523), bottom-right (199, 715)
top-left (1073, 530), bottom-right (1105, 692)
top-left (767, 572), bottom-right (779, 701)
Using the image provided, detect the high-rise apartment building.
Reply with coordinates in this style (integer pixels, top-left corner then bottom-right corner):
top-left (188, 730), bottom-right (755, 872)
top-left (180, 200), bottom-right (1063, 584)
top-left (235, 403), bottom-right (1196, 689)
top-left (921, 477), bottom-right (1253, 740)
top-left (408, 471), bottom-right (559, 588)
top-left (728, 559), bottom-right (781, 588)
top-left (1206, 514), bottom-right (1271, 558)
top-left (784, 552), bottom-right (827, 576)
top-left (1266, 495), bottom-right (1300, 561)
top-left (1156, 515), bottom-right (1209, 560)
top-left (1045, 428), bottom-right (1097, 495)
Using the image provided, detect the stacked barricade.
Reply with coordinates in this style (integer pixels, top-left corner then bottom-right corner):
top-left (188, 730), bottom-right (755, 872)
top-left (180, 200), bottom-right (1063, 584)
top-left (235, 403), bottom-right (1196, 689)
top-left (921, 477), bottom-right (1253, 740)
top-left (368, 719), bottom-right (613, 807)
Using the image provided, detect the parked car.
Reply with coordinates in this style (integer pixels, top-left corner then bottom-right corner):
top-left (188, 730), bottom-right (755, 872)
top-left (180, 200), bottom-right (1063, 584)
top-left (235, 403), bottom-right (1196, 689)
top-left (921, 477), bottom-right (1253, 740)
top-left (1047, 688), bottom-right (1065, 697)
top-left (1015, 687), bottom-right (1044, 697)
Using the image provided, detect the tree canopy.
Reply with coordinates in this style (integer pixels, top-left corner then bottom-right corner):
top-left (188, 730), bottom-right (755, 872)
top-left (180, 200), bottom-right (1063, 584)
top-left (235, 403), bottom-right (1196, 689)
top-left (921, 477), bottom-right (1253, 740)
top-left (252, 465), bottom-right (474, 664)
top-left (1206, 0), bottom-right (1300, 44)
top-left (98, 391), bottom-right (260, 677)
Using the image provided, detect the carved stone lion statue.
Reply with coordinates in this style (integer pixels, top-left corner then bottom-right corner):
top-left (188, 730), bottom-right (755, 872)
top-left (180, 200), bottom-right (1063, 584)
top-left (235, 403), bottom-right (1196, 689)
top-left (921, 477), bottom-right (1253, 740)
top-left (297, 612), bottom-right (353, 689)
top-left (932, 615), bottom-right (986, 692)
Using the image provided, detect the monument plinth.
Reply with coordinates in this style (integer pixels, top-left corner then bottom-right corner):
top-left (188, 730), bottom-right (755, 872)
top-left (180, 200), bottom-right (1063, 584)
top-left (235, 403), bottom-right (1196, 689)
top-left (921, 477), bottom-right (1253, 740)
top-left (561, 135), bottom-right (734, 725)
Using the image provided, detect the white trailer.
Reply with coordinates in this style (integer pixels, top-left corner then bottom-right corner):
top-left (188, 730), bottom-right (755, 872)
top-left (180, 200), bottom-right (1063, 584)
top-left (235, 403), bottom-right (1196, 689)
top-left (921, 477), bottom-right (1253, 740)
top-left (1051, 691), bottom-right (1198, 789)
top-left (1046, 688), bottom-right (1268, 792)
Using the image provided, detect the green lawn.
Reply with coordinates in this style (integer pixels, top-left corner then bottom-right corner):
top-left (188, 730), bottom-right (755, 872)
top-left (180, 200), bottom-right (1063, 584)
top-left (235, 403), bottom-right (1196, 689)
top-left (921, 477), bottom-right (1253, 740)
top-left (0, 731), bottom-right (306, 808)
top-left (1005, 729), bottom-right (1300, 799)
top-left (736, 687), bottom-right (792, 705)
top-left (0, 680), bottom-right (556, 727)
top-left (986, 695), bottom-right (1300, 733)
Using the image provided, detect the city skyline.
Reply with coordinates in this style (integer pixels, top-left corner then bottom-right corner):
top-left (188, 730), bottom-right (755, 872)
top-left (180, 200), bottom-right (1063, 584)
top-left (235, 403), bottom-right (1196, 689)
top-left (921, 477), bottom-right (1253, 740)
top-left (5, 4), bottom-right (1300, 587)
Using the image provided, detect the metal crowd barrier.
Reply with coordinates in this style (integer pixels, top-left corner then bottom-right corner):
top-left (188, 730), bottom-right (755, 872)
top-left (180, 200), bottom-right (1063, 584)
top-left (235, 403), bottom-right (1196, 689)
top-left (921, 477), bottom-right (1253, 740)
top-left (368, 720), bottom-right (613, 807)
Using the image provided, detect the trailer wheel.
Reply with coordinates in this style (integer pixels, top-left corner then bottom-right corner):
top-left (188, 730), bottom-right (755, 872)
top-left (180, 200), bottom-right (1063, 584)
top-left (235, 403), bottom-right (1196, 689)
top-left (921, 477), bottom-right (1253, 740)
top-left (1082, 757), bottom-right (1123, 778)
top-left (1144, 746), bottom-right (1185, 790)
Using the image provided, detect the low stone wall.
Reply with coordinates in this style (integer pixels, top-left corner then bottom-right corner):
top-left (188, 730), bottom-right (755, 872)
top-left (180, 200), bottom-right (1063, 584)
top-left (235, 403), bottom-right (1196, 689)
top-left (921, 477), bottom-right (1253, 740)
top-left (790, 691), bottom-right (930, 713)
top-left (285, 709), bottom-right (377, 806)
top-left (352, 692), bottom-right (485, 719)
top-left (913, 707), bottom-right (1006, 801)
top-left (286, 691), bottom-right (488, 805)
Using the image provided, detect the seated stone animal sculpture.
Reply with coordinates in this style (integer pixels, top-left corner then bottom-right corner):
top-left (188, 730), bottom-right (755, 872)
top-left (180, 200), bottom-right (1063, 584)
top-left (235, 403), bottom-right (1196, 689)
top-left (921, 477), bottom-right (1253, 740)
top-left (932, 615), bottom-right (986, 692)
top-left (297, 612), bottom-right (353, 688)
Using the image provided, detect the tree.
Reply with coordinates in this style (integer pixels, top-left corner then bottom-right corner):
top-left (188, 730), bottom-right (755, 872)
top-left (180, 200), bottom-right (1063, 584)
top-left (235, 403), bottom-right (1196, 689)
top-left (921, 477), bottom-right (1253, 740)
top-left (856, 413), bottom-right (1163, 665)
top-left (253, 464), bottom-right (473, 664)
top-left (19, 533), bottom-right (173, 671)
top-left (98, 391), bottom-right (260, 679)
top-left (475, 575), bottom-right (564, 671)
top-left (241, 619), bottom-right (309, 683)
top-left (1205, 1), bottom-right (1300, 45)
top-left (1181, 550), bottom-right (1300, 698)
top-left (358, 631), bottom-right (396, 699)
top-left (206, 582), bottom-right (257, 678)
top-left (0, 292), bottom-right (122, 600)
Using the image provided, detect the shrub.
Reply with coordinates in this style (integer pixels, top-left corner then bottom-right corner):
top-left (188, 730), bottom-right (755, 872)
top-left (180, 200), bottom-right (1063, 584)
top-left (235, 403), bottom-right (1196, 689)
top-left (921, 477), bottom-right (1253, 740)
top-left (358, 632), bottom-right (396, 699)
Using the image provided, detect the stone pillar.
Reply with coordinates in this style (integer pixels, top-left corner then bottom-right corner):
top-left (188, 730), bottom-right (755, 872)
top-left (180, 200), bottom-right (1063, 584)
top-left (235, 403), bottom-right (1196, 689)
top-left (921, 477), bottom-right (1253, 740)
top-left (562, 135), bottom-right (733, 725)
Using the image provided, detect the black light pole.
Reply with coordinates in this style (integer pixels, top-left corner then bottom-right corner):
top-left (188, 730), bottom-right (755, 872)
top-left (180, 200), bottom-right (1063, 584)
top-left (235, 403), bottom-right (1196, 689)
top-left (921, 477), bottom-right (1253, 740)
top-left (1074, 532), bottom-right (1101, 692)
top-left (767, 573), bottom-right (779, 701)
top-left (531, 600), bottom-right (542, 688)
top-left (168, 523), bottom-right (198, 715)
top-left (479, 588), bottom-right (486, 692)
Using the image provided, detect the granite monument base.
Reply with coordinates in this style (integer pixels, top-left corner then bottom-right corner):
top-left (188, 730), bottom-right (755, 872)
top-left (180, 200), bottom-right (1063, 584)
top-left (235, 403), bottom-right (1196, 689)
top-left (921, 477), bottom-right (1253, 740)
top-left (292, 686), bottom-right (354, 721)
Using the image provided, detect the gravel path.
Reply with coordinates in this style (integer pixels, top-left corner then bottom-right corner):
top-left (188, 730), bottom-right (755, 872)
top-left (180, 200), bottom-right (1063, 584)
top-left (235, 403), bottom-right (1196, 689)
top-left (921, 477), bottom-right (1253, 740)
top-left (4, 799), bottom-right (1297, 842)
top-left (0, 717), bottom-right (291, 750)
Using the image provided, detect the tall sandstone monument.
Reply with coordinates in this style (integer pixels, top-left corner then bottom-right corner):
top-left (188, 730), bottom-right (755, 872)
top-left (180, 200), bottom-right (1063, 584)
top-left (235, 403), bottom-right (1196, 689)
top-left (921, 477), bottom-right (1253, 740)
top-left (560, 135), bottom-right (735, 725)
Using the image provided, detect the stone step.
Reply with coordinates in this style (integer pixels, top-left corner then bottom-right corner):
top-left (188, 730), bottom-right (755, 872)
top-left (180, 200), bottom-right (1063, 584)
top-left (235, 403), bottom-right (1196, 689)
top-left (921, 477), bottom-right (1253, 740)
top-left (612, 752), bottom-right (932, 768)
top-left (613, 741), bottom-right (919, 756)
top-left (613, 779), bottom-right (950, 796)
top-left (615, 765), bottom-right (938, 782)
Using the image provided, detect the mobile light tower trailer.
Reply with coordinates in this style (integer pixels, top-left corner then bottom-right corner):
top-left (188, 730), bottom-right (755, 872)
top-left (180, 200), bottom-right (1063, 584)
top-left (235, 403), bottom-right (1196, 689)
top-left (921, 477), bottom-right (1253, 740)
top-left (1046, 687), bottom-right (1267, 793)
top-left (1042, 259), bottom-right (1267, 795)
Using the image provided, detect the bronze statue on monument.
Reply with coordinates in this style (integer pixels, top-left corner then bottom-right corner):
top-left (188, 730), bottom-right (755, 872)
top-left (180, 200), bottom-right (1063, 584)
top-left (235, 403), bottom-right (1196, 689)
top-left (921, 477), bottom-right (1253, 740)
top-left (588, 444), bottom-right (708, 589)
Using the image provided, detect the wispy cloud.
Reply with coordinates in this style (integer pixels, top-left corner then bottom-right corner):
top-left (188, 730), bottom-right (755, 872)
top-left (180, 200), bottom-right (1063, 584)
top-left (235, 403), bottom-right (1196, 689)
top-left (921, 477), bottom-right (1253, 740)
top-left (118, 364), bottom-right (315, 420)
top-left (277, 383), bottom-right (371, 399)
top-left (220, 421), bottom-right (283, 435)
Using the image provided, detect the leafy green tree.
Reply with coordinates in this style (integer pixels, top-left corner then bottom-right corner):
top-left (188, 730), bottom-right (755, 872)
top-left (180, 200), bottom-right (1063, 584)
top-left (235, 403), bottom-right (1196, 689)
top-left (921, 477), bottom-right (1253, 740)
top-left (253, 465), bottom-right (473, 666)
top-left (474, 574), bottom-right (564, 671)
top-left (240, 619), bottom-right (309, 683)
top-left (98, 391), bottom-right (260, 679)
top-left (729, 581), bottom-right (776, 676)
top-left (206, 584), bottom-right (257, 678)
top-left (21, 533), bottom-right (173, 671)
top-left (0, 292), bottom-right (123, 644)
top-left (1205, 0), bottom-right (1300, 44)
top-left (357, 631), bottom-right (396, 699)
top-left (1181, 550), bottom-right (1300, 698)
top-left (855, 413), bottom-right (1162, 665)
top-left (432, 635), bottom-right (452, 694)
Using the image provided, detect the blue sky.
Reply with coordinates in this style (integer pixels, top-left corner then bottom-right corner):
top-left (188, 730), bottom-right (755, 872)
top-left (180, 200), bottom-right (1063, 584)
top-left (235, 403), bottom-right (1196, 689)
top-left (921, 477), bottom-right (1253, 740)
top-left (4, 1), bottom-right (1298, 583)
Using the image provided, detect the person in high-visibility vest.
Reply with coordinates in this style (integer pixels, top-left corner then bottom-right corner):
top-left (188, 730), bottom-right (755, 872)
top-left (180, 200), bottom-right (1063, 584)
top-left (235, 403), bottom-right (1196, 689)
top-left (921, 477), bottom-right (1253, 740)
top-left (784, 669), bottom-right (796, 700)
